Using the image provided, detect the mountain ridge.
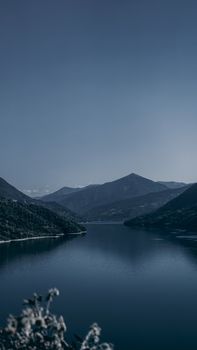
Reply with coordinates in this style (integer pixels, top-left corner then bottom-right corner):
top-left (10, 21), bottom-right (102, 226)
top-left (0, 177), bottom-right (81, 222)
top-left (42, 173), bottom-right (168, 214)
top-left (0, 198), bottom-right (84, 242)
top-left (125, 183), bottom-right (197, 231)
top-left (0, 177), bottom-right (85, 241)
top-left (42, 186), bottom-right (83, 202)
top-left (0, 177), bottom-right (30, 202)
top-left (84, 186), bottom-right (188, 222)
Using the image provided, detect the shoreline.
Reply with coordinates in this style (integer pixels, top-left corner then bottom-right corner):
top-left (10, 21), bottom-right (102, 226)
top-left (81, 221), bottom-right (124, 225)
top-left (0, 230), bottom-right (87, 245)
top-left (67, 230), bottom-right (87, 235)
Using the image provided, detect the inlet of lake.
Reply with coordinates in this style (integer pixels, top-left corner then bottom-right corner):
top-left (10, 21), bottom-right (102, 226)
top-left (1, 224), bottom-right (197, 349)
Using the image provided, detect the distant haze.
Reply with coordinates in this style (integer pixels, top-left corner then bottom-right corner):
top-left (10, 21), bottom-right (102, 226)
top-left (1, 0), bottom-right (197, 189)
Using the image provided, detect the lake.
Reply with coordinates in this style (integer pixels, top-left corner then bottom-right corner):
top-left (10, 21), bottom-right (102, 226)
top-left (1, 223), bottom-right (197, 349)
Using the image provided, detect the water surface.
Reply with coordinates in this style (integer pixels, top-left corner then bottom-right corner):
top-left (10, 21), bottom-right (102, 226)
top-left (1, 224), bottom-right (197, 349)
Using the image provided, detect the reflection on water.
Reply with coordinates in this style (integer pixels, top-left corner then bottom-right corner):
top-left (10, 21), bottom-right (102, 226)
top-left (1, 224), bottom-right (197, 350)
top-left (0, 236), bottom-right (75, 269)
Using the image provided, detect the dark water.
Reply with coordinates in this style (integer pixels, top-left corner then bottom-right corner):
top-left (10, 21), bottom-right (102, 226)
top-left (1, 224), bottom-right (197, 349)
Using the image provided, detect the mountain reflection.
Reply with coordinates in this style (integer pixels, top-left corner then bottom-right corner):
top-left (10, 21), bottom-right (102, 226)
top-left (1, 224), bottom-right (197, 271)
top-left (0, 235), bottom-right (82, 270)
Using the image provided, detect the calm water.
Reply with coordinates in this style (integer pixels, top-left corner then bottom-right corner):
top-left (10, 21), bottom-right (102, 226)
top-left (1, 224), bottom-right (197, 349)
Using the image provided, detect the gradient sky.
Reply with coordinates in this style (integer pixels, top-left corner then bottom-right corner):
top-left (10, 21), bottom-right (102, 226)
top-left (1, 0), bottom-right (197, 190)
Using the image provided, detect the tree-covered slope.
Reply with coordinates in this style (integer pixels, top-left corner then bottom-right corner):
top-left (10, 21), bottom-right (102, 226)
top-left (0, 176), bottom-right (82, 223)
top-left (125, 183), bottom-right (197, 232)
top-left (0, 199), bottom-right (85, 242)
top-left (84, 187), bottom-right (187, 222)
top-left (0, 177), bottom-right (30, 202)
top-left (38, 201), bottom-right (83, 222)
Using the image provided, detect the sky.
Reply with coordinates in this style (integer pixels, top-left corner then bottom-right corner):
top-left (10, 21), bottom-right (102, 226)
top-left (0, 0), bottom-right (197, 190)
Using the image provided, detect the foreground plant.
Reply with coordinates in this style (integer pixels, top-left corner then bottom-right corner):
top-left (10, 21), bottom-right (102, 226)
top-left (0, 288), bottom-right (113, 350)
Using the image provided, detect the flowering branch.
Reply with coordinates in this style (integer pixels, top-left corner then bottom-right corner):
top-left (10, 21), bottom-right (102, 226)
top-left (0, 288), bottom-right (114, 350)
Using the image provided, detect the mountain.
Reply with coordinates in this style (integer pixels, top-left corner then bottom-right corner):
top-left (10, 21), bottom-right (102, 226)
top-left (0, 177), bottom-right (30, 202)
top-left (0, 198), bottom-right (85, 242)
top-left (41, 201), bottom-right (83, 222)
top-left (158, 181), bottom-right (187, 189)
top-left (0, 177), bottom-right (82, 223)
top-left (47, 173), bottom-right (168, 214)
top-left (84, 187), bottom-right (187, 222)
top-left (125, 183), bottom-right (197, 231)
top-left (42, 186), bottom-right (82, 202)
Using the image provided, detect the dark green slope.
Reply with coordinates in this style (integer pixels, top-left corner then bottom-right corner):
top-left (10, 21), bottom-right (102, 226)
top-left (0, 199), bottom-right (85, 242)
top-left (125, 183), bottom-right (197, 232)
top-left (158, 183), bottom-right (197, 211)
top-left (37, 201), bottom-right (83, 222)
top-left (0, 176), bottom-right (81, 223)
top-left (0, 177), bottom-right (30, 202)
top-left (84, 187), bottom-right (187, 222)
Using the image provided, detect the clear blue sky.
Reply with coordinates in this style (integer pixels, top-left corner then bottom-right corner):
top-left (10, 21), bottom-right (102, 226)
top-left (1, 0), bottom-right (197, 189)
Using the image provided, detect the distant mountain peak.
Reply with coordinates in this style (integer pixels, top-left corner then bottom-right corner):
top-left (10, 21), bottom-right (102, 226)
top-left (122, 172), bottom-right (144, 178)
top-left (42, 186), bottom-right (82, 202)
top-left (45, 172), bottom-right (168, 214)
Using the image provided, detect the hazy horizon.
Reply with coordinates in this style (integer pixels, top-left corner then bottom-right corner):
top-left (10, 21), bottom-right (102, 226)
top-left (1, 0), bottom-right (197, 189)
top-left (15, 172), bottom-right (192, 195)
